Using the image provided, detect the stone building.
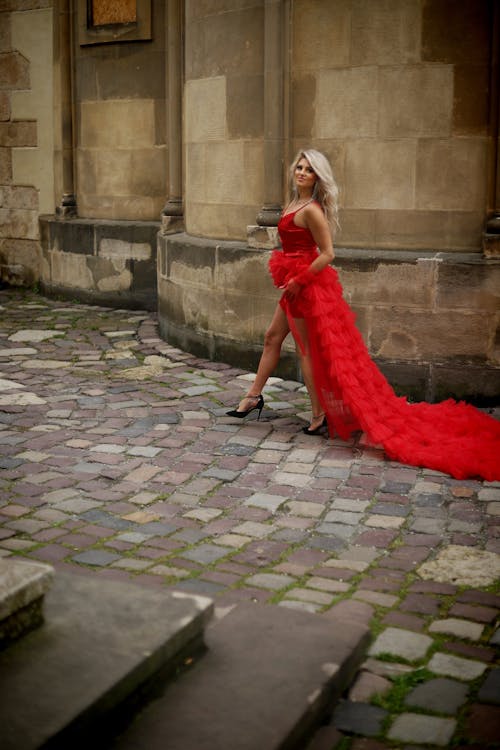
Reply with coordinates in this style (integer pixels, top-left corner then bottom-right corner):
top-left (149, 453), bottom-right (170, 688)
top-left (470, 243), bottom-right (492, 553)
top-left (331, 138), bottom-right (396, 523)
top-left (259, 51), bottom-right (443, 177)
top-left (0, 0), bottom-right (499, 402)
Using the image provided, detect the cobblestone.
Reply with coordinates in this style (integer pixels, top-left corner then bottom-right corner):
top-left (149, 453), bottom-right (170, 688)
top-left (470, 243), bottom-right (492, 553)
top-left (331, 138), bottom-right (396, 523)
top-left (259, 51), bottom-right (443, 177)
top-left (1, 290), bottom-right (499, 749)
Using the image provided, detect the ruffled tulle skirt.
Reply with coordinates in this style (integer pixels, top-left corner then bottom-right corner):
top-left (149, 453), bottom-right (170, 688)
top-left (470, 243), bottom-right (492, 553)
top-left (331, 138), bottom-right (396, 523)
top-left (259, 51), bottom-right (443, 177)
top-left (269, 249), bottom-right (500, 481)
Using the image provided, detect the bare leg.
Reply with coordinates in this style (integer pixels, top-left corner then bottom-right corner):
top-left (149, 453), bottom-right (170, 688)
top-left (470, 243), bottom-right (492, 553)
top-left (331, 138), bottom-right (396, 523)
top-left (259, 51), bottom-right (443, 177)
top-left (292, 317), bottom-right (325, 431)
top-left (235, 304), bottom-right (289, 412)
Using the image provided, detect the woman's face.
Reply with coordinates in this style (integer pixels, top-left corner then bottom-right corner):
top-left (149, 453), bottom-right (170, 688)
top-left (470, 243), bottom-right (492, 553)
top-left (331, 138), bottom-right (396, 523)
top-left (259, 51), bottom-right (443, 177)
top-left (294, 157), bottom-right (317, 193)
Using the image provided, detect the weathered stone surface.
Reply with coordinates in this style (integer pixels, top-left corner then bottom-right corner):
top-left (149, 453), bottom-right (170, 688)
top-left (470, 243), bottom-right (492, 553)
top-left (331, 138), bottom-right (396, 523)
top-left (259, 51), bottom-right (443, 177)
top-left (0, 573), bottom-right (213, 750)
top-left (8, 328), bottom-right (61, 343)
top-left (0, 558), bottom-right (53, 645)
top-left (333, 700), bottom-right (387, 737)
top-left (428, 652), bottom-right (487, 681)
top-left (0, 51), bottom-right (30, 89)
top-left (369, 627), bottom-right (432, 661)
top-left (388, 713), bottom-right (456, 746)
top-left (405, 677), bottom-right (469, 713)
top-left (114, 602), bottom-right (370, 750)
top-left (477, 668), bottom-right (500, 704)
top-left (0, 120), bottom-right (37, 147)
top-left (417, 545), bottom-right (500, 587)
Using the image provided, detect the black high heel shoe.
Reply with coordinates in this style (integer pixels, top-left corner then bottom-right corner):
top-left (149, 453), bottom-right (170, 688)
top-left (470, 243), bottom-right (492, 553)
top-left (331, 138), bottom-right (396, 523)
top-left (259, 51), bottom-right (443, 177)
top-left (302, 414), bottom-right (327, 435)
top-left (226, 394), bottom-right (264, 420)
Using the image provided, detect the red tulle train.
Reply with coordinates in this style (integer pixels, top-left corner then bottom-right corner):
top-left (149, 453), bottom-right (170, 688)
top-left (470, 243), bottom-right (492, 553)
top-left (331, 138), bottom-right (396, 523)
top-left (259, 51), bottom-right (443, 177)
top-left (269, 246), bottom-right (500, 482)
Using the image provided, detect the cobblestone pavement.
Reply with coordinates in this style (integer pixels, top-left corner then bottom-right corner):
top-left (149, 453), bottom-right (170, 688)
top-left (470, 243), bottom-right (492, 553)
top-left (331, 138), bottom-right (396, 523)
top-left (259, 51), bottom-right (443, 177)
top-left (1, 288), bottom-right (499, 748)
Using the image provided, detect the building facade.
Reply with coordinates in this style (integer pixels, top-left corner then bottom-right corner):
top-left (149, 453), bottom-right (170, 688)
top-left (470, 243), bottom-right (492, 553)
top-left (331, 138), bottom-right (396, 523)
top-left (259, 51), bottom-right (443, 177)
top-left (1, 0), bottom-right (499, 401)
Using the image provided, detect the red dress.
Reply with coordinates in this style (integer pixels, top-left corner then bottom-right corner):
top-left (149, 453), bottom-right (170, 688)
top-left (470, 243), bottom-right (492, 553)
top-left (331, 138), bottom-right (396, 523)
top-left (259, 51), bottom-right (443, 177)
top-left (269, 208), bottom-right (500, 481)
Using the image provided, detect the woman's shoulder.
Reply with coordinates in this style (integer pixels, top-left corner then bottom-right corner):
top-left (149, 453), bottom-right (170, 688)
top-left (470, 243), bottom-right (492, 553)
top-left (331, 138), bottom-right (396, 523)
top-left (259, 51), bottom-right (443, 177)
top-left (303, 200), bottom-right (327, 223)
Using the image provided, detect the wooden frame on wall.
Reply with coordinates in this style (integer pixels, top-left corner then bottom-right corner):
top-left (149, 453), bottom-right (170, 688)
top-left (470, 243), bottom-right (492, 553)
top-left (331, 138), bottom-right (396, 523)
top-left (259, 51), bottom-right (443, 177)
top-left (78, 0), bottom-right (152, 45)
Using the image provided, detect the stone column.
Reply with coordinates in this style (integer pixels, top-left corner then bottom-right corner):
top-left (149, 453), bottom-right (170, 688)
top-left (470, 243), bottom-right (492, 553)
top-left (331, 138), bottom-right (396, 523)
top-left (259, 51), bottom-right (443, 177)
top-left (256, 0), bottom-right (286, 228)
top-left (483, 0), bottom-right (500, 257)
top-left (161, 0), bottom-right (184, 233)
top-left (54, 0), bottom-right (76, 217)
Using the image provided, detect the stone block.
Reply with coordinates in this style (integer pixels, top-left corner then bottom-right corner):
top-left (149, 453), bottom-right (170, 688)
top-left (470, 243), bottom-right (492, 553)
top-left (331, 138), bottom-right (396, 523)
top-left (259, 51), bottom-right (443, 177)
top-left (79, 99), bottom-right (157, 148)
top-left (92, 148), bottom-right (132, 195)
top-left (0, 146), bottom-right (11, 182)
top-left (129, 147), bottom-right (166, 197)
top-left (436, 259), bottom-right (500, 312)
top-left (0, 91), bottom-right (10, 121)
top-left (339, 258), bottom-right (435, 307)
top-left (204, 140), bottom-right (244, 203)
top-left (48, 249), bottom-right (94, 290)
top-left (2, 185), bottom-right (37, 209)
top-left (186, 142), bottom-right (207, 202)
top-left (49, 219), bottom-right (95, 256)
top-left (95, 50), bottom-right (165, 100)
top-left (189, 5), bottom-right (263, 78)
top-left (0, 120), bottom-right (37, 147)
top-left (293, 0), bottom-right (350, 69)
top-left (113, 602), bottom-right (370, 750)
top-left (333, 700), bottom-right (387, 737)
top-left (0, 237), bottom-right (40, 284)
top-left (351, 0), bottom-right (421, 64)
top-left (0, 14), bottom-right (10, 52)
top-left (478, 668), bottom-right (500, 705)
top-left (336, 209), bottom-right (376, 247)
top-left (316, 67), bottom-right (378, 139)
top-left (454, 63), bottom-right (490, 134)
top-left (416, 137), bottom-right (488, 211)
top-left (0, 573), bottom-right (213, 750)
top-left (0, 558), bottom-right (53, 646)
top-left (291, 74), bottom-right (316, 140)
top-left (388, 713), bottom-right (456, 746)
top-left (406, 677), bottom-right (469, 713)
top-left (370, 306), bottom-right (493, 360)
top-left (242, 140), bottom-right (264, 205)
top-left (76, 147), bottom-right (97, 197)
top-left (185, 77), bottom-right (226, 142)
top-left (345, 139), bottom-right (416, 210)
top-left (247, 224), bottom-right (279, 250)
top-left (369, 627), bottom-right (432, 661)
top-left (0, 50), bottom-right (30, 89)
top-left (227, 74), bottom-right (263, 139)
top-left (422, 0), bottom-right (490, 64)
top-left (379, 64), bottom-right (453, 137)
top-left (186, 200), bottom-right (257, 241)
top-left (0, 207), bottom-right (38, 239)
top-left (375, 209), bottom-right (483, 251)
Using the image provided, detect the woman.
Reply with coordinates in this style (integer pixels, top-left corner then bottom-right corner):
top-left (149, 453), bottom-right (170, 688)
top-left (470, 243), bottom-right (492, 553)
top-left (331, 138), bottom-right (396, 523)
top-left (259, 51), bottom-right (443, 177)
top-left (227, 149), bottom-right (500, 481)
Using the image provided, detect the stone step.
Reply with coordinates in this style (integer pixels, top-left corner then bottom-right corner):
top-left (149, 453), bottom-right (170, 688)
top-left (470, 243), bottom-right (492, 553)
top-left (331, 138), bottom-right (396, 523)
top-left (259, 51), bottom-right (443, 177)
top-left (112, 602), bottom-right (371, 750)
top-left (0, 572), bottom-right (213, 750)
top-left (0, 558), bottom-right (54, 647)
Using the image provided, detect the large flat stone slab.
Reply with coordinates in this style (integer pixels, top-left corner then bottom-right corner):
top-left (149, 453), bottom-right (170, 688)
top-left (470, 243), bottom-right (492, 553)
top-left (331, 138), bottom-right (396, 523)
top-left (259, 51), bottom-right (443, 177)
top-left (0, 573), bottom-right (213, 750)
top-left (113, 603), bottom-right (371, 750)
top-left (0, 558), bottom-right (54, 646)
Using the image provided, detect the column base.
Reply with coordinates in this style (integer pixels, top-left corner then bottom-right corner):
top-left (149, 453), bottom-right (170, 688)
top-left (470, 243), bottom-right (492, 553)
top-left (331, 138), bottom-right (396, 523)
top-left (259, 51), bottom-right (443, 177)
top-left (482, 213), bottom-right (500, 257)
top-left (55, 193), bottom-right (77, 218)
top-left (256, 205), bottom-right (282, 227)
top-left (161, 198), bottom-right (184, 234)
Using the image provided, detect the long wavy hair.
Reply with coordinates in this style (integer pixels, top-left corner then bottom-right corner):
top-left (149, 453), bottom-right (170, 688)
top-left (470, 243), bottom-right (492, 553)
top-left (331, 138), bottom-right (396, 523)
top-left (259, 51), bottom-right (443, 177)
top-left (288, 148), bottom-right (340, 237)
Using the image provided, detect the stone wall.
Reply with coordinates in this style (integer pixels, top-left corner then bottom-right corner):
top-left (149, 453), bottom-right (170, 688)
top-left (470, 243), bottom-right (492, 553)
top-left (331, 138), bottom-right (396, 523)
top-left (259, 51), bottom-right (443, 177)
top-left (290, 0), bottom-right (491, 252)
top-left (74, 2), bottom-right (167, 220)
top-left (0, 1), bottom-right (55, 286)
top-left (158, 232), bottom-right (500, 403)
top-left (184, 0), bottom-right (265, 239)
top-left (39, 215), bottom-right (159, 310)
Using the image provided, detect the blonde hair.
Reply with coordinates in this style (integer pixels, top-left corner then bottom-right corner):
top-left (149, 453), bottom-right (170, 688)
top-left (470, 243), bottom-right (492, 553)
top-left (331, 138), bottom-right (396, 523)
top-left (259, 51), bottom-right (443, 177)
top-left (289, 148), bottom-right (340, 236)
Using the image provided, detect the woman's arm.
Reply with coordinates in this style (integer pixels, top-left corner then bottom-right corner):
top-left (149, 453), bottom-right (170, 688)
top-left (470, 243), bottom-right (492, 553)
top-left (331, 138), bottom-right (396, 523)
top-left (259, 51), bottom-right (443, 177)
top-left (286, 203), bottom-right (334, 296)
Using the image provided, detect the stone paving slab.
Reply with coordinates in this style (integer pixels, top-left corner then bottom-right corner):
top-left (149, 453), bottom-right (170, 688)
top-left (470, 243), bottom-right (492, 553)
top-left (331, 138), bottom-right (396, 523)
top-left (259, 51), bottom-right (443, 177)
top-left (113, 602), bottom-right (370, 750)
top-left (0, 289), bottom-right (499, 749)
top-left (0, 572), bottom-right (213, 750)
